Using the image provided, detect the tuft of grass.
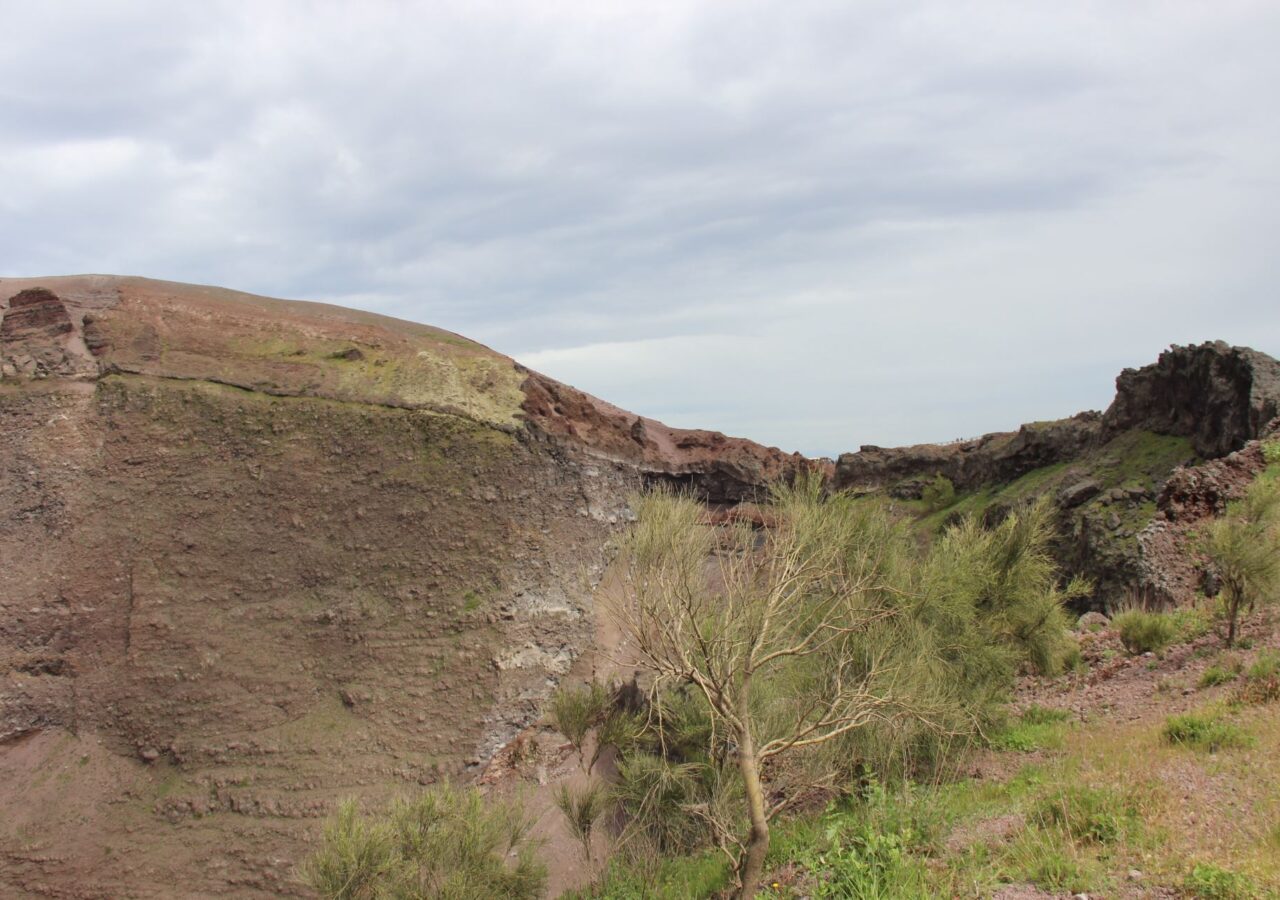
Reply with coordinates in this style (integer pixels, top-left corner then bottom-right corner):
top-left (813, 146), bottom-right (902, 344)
top-left (1183, 861), bottom-right (1262, 899)
top-left (1029, 784), bottom-right (1136, 846)
top-left (1002, 825), bottom-right (1103, 894)
top-left (1162, 712), bottom-right (1252, 752)
top-left (1113, 608), bottom-right (1177, 655)
top-left (1200, 654), bottom-right (1245, 688)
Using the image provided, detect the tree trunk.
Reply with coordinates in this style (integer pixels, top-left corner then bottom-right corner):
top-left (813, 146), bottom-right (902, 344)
top-left (735, 728), bottom-right (770, 900)
top-left (1226, 591), bottom-right (1239, 647)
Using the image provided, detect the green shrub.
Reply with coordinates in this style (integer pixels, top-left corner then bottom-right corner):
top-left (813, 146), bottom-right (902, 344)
top-left (555, 781), bottom-right (609, 862)
top-left (1112, 609), bottom-right (1177, 655)
top-left (1162, 712), bottom-right (1252, 752)
top-left (1183, 861), bottom-right (1261, 899)
top-left (921, 473), bottom-right (956, 512)
top-left (1246, 648), bottom-right (1280, 681)
top-left (1203, 476), bottom-right (1280, 646)
top-left (301, 786), bottom-right (545, 899)
top-left (547, 681), bottom-right (612, 770)
top-left (1170, 605), bottom-right (1214, 642)
top-left (1262, 439), bottom-right (1280, 465)
top-left (1199, 654), bottom-right (1244, 688)
top-left (807, 816), bottom-right (931, 899)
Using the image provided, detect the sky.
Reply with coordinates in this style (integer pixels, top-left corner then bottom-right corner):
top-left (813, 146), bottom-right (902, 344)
top-left (2, 1), bottom-right (1278, 457)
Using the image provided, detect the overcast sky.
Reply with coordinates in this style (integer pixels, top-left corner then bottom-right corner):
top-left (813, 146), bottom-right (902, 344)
top-left (3, 1), bottom-right (1278, 455)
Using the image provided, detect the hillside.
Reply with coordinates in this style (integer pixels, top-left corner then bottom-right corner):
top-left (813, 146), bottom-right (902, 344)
top-left (0, 276), bottom-right (812, 897)
top-left (835, 341), bottom-right (1280, 607)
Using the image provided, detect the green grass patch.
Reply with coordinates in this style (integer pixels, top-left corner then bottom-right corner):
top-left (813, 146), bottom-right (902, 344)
top-left (565, 851), bottom-right (729, 899)
top-left (1162, 711), bottom-right (1253, 752)
top-left (1183, 861), bottom-right (1263, 899)
top-left (989, 706), bottom-right (1070, 752)
top-left (1200, 654), bottom-right (1245, 688)
top-left (1113, 609), bottom-right (1177, 655)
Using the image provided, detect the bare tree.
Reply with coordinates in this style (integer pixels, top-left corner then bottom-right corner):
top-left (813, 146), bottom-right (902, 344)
top-left (606, 476), bottom-right (956, 899)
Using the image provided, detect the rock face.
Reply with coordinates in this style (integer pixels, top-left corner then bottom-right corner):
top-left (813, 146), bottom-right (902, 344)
top-left (0, 275), bottom-right (813, 897)
top-left (1136, 429), bottom-right (1275, 606)
top-left (834, 342), bottom-right (1280, 497)
top-left (833, 341), bottom-right (1280, 610)
top-left (0, 286), bottom-right (99, 378)
top-left (1103, 341), bottom-right (1280, 458)
top-left (834, 413), bottom-right (1102, 496)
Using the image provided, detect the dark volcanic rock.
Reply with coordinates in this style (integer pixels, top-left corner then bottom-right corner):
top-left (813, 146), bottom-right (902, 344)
top-left (1058, 478), bottom-right (1102, 509)
top-left (1102, 341), bottom-right (1280, 458)
top-left (834, 412), bottom-right (1101, 494)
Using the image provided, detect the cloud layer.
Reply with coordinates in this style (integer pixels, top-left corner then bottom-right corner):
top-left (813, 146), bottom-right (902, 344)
top-left (3, 1), bottom-right (1278, 454)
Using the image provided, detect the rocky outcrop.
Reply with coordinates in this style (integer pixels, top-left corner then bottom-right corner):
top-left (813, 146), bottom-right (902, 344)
top-left (833, 342), bottom-right (1280, 611)
top-left (1103, 341), bottom-right (1280, 458)
top-left (835, 342), bottom-right (1280, 499)
top-left (1134, 429), bottom-right (1275, 606)
top-left (834, 412), bottom-right (1101, 496)
top-left (0, 286), bottom-right (99, 379)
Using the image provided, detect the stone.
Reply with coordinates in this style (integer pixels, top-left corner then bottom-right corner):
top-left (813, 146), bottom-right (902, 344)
top-left (1059, 479), bottom-right (1102, 509)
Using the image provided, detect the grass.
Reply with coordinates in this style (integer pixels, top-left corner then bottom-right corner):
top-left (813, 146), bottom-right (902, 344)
top-left (1235, 649), bottom-right (1280, 705)
top-left (1200, 653), bottom-right (1245, 688)
top-left (1162, 711), bottom-right (1253, 752)
top-left (1030, 784), bottom-right (1138, 845)
top-left (1113, 608), bottom-right (1178, 654)
top-left (987, 705), bottom-right (1071, 752)
top-left (1184, 861), bottom-right (1264, 899)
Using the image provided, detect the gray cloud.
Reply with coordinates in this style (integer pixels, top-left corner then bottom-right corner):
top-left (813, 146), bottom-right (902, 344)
top-left (3, 0), bottom-right (1278, 455)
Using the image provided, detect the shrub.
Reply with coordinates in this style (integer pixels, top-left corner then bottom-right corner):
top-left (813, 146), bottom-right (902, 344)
top-left (1162, 712), bottom-right (1251, 752)
top-left (921, 473), bottom-right (956, 512)
top-left (301, 786), bottom-right (545, 899)
top-left (548, 681), bottom-right (612, 771)
top-left (806, 811), bottom-right (931, 900)
top-left (555, 781), bottom-right (609, 862)
top-left (1203, 476), bottom-right (1280, 646)
top-left (1183, 861), bottom-right (1260, 899)
top-left (1112, 609), bottom-right (1177, 655)
top-left (1169, 605), bottom-right (1214, 642)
